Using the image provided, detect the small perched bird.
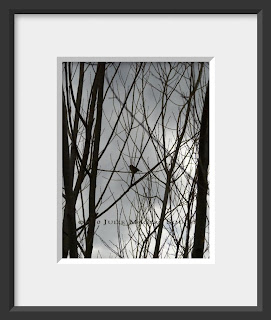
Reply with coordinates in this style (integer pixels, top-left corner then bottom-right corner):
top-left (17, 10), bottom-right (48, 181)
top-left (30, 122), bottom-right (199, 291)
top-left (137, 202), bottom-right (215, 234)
top-left (129, 165), bottom-right (141, 174)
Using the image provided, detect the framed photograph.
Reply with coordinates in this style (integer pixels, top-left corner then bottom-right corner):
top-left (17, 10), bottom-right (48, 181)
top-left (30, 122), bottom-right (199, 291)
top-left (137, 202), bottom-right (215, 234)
top-left (59, 58), bottom-right (212, 261)
top-left (4, 5), bottom-right (265, 315)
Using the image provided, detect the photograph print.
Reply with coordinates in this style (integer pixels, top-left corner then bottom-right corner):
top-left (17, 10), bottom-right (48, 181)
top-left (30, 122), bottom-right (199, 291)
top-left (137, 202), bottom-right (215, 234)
top-left (62, 61), bottom-right (209, 259)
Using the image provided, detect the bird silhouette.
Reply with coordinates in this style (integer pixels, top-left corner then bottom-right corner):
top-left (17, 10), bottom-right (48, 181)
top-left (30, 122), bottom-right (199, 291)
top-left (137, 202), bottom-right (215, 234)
top-left (129, 165), bottom-right (141, 174)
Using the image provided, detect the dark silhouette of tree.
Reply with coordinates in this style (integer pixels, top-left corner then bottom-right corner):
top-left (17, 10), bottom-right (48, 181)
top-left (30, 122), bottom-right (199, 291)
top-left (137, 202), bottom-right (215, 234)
top-left (62, 62), bottom-right (209, 258)
top-left (85, 62), bottom-right (105, 258)
top-left (192, 83), bottom-right (209, 258)
top-left (153, 63), bottom-right (204, 258)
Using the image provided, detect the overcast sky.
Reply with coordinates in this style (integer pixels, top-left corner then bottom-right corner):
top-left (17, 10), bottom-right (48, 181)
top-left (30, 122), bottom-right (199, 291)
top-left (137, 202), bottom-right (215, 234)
top-left (62, 62), bottom-right (209, 258)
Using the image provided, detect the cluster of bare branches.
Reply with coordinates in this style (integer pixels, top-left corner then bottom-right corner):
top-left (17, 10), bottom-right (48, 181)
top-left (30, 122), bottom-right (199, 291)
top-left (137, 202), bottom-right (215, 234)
top-left (62, 61), bottom-right (209, 258)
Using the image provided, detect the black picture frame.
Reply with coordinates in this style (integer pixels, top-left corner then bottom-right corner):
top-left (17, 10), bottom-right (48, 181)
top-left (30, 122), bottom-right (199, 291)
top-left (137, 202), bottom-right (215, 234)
top-left (2, 2), bottom-right (268, 317)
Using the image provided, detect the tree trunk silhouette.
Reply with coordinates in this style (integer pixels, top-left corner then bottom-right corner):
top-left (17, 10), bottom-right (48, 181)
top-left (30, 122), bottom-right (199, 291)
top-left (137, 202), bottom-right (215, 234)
top-left (192, 83), bottom-right (209, 258)
top-left (85, 63), bottom-right (106, 258)
top-left (62, 89), bottom-right (78, 258)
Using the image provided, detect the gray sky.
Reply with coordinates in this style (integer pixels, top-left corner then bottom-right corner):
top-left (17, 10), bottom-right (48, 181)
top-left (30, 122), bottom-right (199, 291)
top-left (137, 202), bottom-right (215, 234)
top-left (63, 62), bottom-right (209, 258)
